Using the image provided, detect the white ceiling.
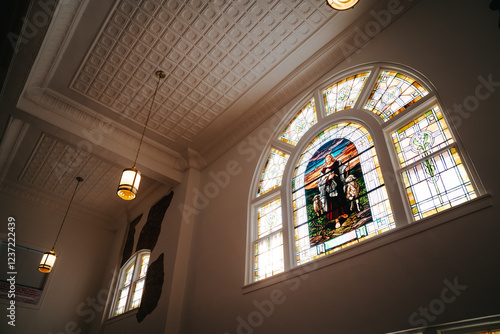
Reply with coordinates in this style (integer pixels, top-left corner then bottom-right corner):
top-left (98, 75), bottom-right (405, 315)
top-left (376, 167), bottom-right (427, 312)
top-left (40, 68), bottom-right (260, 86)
top-left (0, 0), bottom-right (417, 228)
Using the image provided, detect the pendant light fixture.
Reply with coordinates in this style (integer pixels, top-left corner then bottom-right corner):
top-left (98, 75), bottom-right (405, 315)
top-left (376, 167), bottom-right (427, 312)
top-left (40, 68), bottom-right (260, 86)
top-left (117, 70), bottom-right (166, 200)
top-left (326, 0), bottom-right (359, 10)
top-left (39, 176), bottom-right (83, 273)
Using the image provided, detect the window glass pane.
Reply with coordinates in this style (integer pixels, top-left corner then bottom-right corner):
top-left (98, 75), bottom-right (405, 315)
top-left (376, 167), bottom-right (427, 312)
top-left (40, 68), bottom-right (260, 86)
top-left (323, 72), bottom-right (370, 115)
top-left (257, 148), bottom-right (290, 196)
top-left (139, 254), bottom-right (150, 278)
top-left (392, 106), bottom-right (454, 167)
top-left (365, 70), bottom-right (428, 122)
top-left (402, 148), bottom-right (476, 220)
top-left (114, 286), bottom-right (129, 316)
top-left (279, 98), bottom-right (317, 146)
top-left (123, 264), bottom-right (134, 287)
top-left (257, 198), bottom-right (282, 238)
top-left (129, 279), bottom-right (145, 310)
top-left (254, 231), bottom-right (284, 281)
top-left (292, 122), bottom-right (394, 265)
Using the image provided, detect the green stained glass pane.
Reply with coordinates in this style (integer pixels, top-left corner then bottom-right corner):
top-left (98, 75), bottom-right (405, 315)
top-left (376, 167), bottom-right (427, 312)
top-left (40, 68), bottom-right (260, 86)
top-left (291, 122), bottom-right (394, 265)
top-left (257, 148), bottom-right (290, 196)
top-left (392, 105), bottom-right (455, 168)
top-left (323, 72), bottom-right (370, 115)
top-left (365, 70), bottom-right (429, 121)
top-left (279, 98), bottom-right (317, 146)
top-left (257, 198), bottom-right (282, 238)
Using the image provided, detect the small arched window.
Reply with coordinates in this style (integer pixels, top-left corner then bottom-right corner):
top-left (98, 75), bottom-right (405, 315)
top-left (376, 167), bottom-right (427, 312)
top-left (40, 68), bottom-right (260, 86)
top-left (110, 250), bottom-right (150, 317)
top-left (247, 64), bottom-right (482, 284)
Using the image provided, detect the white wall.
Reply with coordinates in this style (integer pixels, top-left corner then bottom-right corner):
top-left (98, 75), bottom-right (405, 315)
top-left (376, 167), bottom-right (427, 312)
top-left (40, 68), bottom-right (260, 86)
top-left (180, 1), bottom-right (500, 334)
top-left (0, 191), bottom-right (116, 334)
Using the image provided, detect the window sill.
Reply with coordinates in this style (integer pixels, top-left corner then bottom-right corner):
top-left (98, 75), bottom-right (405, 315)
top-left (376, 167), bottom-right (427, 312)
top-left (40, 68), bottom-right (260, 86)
top-left (105, 308), bottom-right (139, 325)
top-left (242, 194), bottom-right (492, 294)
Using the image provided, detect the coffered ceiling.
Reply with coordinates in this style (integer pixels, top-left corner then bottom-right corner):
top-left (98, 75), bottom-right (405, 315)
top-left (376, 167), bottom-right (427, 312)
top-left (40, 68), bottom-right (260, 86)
top-left (0, 0), bottom-right (417, 227)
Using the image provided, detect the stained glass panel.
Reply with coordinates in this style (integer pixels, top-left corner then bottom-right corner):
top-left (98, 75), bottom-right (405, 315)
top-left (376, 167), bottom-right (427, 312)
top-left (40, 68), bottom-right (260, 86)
top-left (365, 70), bottom-right (428, 122)
top-left (129, 279), bottom-right (145, 310)
top-left (257, 198), bottom-right (282, 238)
top-left (114, 287), bottom-right (129, 316)
top-left (279, 98), bottom-right (317, 146)
top-left (323, 72), bottom-right (370, 115)
top-left (392, 106), bottom-right (454, 167)
top-left (401, 148), bottom-right (476, 220)
top-left (139, 254), bottom-right (149, 278)
top-left (254, 231), bottom-right (284, 281)
top-left (292, 122), bottom-right (394, 265)
top-left (257, 148), bottom-right (290, 196)
top-left (123, 264), bottom-right (134, 287)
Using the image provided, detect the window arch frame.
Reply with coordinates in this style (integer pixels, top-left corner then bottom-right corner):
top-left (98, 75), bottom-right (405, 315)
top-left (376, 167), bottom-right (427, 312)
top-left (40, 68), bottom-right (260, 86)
top-left (109, 249), bottom-right (151, 318)
top-left (245, 62), bottom-right (485, 286)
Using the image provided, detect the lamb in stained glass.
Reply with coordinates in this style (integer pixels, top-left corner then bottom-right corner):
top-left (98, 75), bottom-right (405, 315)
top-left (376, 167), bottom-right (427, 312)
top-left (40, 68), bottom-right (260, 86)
top-left (303, 138), bottom-right (373, 247)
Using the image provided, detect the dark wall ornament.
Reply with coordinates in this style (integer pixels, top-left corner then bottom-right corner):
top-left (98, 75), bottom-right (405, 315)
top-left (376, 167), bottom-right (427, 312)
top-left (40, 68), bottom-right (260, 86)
top-left (137, 253), bottom-right (164, 323)
top-left (136, 192), bottom-right (174, 252)
top-left (120, 214), bottom-right (143, 266)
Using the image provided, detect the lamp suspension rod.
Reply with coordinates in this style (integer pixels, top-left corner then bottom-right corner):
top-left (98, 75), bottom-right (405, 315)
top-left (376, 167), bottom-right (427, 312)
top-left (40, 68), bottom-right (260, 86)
top-left (51, 177), bottom-right (83, 250)
top-left (132, 70), bottom-right (165, 168)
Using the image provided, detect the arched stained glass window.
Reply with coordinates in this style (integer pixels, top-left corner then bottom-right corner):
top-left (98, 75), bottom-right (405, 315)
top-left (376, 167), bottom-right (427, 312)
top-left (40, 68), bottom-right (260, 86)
top-left (292, 122), bottom-right (393, 264)
top-left (247, 64), bottom-right (482, 285)
top-left (365, 70), bottom-right (429, 122)
top-left (257, 148), bottom-right (290, 196)
top-left (279, 98), bottom-right (317, 146)
top-left (323, 72), bottom-right (370, 115)
top-left (392, 106), bottom-right (476, 220)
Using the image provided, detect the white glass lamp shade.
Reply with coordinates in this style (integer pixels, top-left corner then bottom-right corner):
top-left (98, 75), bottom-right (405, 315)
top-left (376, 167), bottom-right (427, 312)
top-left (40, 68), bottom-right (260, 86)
top-left (117, 167), bottom-right (141, 200)
top-left (326, 0), bottom-right (359, 10)
top-left (39, 250), bottom-right (57, 273)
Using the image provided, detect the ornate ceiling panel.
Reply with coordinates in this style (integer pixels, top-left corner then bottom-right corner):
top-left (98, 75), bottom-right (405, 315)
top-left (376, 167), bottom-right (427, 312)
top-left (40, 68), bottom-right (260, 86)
top-left (71, 0), bottom-right (333, 142)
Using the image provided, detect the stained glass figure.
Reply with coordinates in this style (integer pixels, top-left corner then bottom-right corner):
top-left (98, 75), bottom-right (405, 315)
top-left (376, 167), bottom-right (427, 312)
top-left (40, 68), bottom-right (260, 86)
top-left (292, 123), bottom-right (394, 265)
top-left (254, 198), bottom-right (284, 281)
top-left (393, 108), bottom-right (476, 220)
top-left (323, 72), bottom-right (370, 115)
top-left (257, 148), bottom-right (290, 196)
top-left (365, 70), bottom-right (428, 122)
top-left (279, 98), bottom-right (317, 146)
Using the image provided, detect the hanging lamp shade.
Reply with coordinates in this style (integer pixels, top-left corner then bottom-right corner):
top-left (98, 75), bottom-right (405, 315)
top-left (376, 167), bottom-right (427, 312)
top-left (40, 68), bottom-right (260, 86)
top-left (116, 70), bottom-right (165, 201)
top-left (326, 0), bottom-right (359, 10)
top-left (39, 250), bottom-right (56, 273)
top-left (117, 167), bottom-right (141, 200)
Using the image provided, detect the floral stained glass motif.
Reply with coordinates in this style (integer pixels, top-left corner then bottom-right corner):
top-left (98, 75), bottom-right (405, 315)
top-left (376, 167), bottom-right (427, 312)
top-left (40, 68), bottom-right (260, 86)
top-left (257, 148), bottom-right (290, 196)
top-left (365, 70), bottom-right (428, 122)
top-left (392, 106), bottom-right (454, 168)
top-left (323, 72), bottom-right (370, 115)
top-left (393, 110), bottom-right (476, 220)
top-left (292, 122), bottom-right (394, 265)
top-left (279, 98), bottom-right (317, 146)
top-left (254, 198), bottom-right (284, 281)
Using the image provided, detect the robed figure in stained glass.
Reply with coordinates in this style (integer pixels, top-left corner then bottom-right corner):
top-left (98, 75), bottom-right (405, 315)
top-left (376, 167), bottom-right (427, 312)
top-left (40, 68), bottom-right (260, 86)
top-left (318, 153), bottom-right (348, 226)
top-left (304, 138), bottom-right (374, 247)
